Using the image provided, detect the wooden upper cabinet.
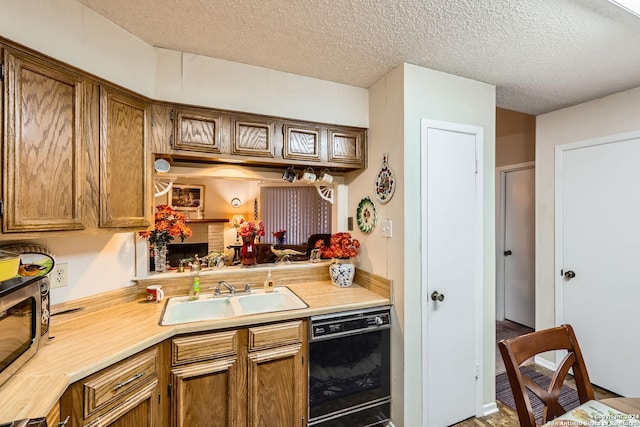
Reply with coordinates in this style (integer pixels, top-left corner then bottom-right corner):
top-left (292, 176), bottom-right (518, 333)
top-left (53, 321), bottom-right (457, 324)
top-left (283, 123), bottom-right (321, 162)
top-left (2, 49), bottom-right (85, 232)
top-left (328, 127), bottom-right (365, 167)
top-left (172, 107), bottom-right (222, 153)
top-left (99, 86), bottom-right (150, 228)
top-left (231, 116), bottom-right (274, 158)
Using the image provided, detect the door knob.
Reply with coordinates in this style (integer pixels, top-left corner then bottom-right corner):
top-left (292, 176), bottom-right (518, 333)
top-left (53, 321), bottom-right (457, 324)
top-left (564, 270), bottom-right (576, 279)
top-left (431, 291), bottom-right (445, 302)
top-left (504, 250), bottom-right (512, 256)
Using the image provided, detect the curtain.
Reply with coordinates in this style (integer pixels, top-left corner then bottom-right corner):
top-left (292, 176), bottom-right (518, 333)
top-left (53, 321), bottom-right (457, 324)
top-left (260, 186), bottom-right (331, 245)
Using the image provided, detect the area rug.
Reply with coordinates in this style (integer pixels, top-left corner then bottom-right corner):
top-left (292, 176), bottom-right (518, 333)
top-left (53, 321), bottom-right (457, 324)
top-left (496, 366), bottom-right (581, 424)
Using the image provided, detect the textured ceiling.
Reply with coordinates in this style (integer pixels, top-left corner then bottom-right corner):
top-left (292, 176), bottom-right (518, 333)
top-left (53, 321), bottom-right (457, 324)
top-left (76, 0), bottom-right (640, 115)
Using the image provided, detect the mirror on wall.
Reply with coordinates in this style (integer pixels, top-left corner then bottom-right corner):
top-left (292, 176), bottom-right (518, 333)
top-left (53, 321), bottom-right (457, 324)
top-left (151, 164), bottom-right (338, 256)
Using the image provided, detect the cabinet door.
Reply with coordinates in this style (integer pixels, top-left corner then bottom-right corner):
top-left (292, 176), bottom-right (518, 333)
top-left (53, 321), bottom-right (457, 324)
top-left (171, 357), bottom-right (239, 427)
top-left (328, 127), bottom-right (366, 167)
top-left (283, 124), bottom-right (321, 162)
top-left (3, 49), bottom-right (85, 232)
top-left (85, 379), bottom-right (159, 427)
top-left (247, 344), bottom-right (305, 427)
top-left (99, 86), bottom-right (150, 228)
top-left (231, 116), bottom-right (274, 158)
top-left (172, 108), bottom-right (222, 153)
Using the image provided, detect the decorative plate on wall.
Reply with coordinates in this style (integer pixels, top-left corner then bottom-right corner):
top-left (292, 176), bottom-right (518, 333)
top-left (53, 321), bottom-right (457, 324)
top-left (356, 197), bottom-right (377, 234)
top-left (375, 153), bottom-right (395, 204)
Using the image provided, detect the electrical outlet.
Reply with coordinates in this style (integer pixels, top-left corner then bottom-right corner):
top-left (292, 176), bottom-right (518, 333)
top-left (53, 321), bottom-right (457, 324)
top-left (51, 263), bottom-right (68, 289)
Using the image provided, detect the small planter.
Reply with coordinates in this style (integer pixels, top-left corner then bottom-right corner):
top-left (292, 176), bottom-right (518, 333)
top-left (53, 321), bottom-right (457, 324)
top-left (329, 259), bottom-right (355, 288)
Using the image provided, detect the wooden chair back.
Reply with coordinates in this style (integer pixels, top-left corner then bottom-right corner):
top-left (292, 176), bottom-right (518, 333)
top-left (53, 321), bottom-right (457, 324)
top-left (498, 324), bottom-right (595, 427)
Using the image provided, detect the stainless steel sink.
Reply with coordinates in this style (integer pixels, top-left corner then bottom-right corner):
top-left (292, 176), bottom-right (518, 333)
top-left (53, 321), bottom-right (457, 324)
top-left (160, 286), bottom-right (308, 325)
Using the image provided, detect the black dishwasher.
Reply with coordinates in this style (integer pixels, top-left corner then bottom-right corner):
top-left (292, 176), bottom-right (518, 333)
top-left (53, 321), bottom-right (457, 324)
top-left (308, 307), bottom-right (391, 427)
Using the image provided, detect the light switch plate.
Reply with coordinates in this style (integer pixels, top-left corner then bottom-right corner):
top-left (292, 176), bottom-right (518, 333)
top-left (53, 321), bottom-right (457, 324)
top-left (380, 219), bottom-right (392, 238)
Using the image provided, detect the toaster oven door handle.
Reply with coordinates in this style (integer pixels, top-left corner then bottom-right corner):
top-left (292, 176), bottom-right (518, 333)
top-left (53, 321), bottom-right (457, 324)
top-left (114, 372), bottom-right (145, 390)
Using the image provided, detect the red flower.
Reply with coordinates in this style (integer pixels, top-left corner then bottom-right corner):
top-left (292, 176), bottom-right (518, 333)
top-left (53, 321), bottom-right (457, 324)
top-left (238, 220), bottom-right (265, 238)
top-left (272, 229), bottom-right (287, 239)
top-left (317, 232), bottom-right (360, 259)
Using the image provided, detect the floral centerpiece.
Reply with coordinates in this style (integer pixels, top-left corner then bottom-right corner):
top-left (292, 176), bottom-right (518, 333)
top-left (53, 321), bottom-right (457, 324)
top-left (139, 205), bottom-right (192, 272)
top-left (238, 219), bottom-right (265, 239)
top-left (272, 229), bottom-right (287, 245)
top-left (316, 232), bottom-right (360, 259)
top-left (316, 232), bottom-right (360, 287)
top-left (238, 220), bottom-right (265, 266)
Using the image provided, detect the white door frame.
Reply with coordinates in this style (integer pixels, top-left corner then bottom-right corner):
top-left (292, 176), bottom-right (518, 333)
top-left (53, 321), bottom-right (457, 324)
top-left (495, 161), bottom-right (535, 322)
top-left (554, 129), bottom-right (640, 325)
top-left (420, 119), bottom-right (485, 424)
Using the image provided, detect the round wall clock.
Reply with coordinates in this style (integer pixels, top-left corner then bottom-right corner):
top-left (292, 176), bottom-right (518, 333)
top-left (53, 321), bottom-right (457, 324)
top-left (231, 198), bottom-right (241, 208)
top-left (375, 153), bottom-right (395, 204)
top-left (356, 197), bottom-right (377, 234)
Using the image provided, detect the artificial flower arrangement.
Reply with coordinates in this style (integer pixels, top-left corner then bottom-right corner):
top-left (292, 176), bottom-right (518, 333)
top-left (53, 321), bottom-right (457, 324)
top-left (138, 204), bottom-right (192, 245)
top-left (272, 229), bottom-right (287, 241)
top-left (238, 219), bottom-right (265, 238)
top-left (316, 232), bottom-right (360, 259)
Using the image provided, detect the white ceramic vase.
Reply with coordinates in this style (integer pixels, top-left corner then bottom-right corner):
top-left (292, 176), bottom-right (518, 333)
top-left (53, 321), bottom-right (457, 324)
top-left (329, 259), bottom-right (355, 288)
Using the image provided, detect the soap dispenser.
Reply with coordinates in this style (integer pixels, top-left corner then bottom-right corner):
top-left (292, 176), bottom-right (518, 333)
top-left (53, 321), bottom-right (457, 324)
top-left (264, 270), bottom-right (274, 293)
top-left (189, 254), bottom-right (201, 300)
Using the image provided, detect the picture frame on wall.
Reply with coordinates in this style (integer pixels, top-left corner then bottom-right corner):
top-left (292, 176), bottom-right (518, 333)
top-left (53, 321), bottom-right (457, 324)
top-left (171, 184), bottom-right (204, 211)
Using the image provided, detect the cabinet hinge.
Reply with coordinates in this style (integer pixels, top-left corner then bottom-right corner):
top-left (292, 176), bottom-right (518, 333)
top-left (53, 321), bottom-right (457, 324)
top-left (301, 355), bottom-right (304, 365)
top-left (167, 383), bottom-right (172, 397)
top-left (158, 391), bottom-right (161, 404)
top-left (0, 200), bottom-right (4, 217)
top-left (0, 60), bottom-right (5, 82)
top-left (169, 134), bottom-right (174, 147)
top-left (170, 109), bottom-right (175, 121)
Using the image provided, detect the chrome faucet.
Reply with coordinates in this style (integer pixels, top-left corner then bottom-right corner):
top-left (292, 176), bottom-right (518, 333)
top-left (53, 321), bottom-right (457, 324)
top-left (219, 281), bottom-right (235, 294)
top-left (208, 285), bottom-right (221, 297)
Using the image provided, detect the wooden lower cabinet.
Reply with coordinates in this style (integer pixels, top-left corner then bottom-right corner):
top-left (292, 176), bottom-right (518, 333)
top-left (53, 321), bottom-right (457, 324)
top-left (247, 344), bottom-right (305, 427)
top-left (60, 346), bottom-right (162, 427)
top-left (169, 320), bottom-right (307, 427)
top-left (170, 357), bottom-right (239, 427)
top-left (85, 379), bottom-right (159, 427)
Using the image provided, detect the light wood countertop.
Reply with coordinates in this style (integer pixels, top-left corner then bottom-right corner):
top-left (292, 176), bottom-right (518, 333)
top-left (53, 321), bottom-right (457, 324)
top-left (0, 280), bottom-right (390, 423)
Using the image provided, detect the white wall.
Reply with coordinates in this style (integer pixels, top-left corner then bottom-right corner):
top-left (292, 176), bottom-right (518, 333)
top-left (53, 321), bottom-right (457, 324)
top-left (155, 49), bottom-right (369, 127)
top-left (1, 0), bottom-right (369, 304)
top-left (351, 64), bottom-right (405, 424)
top-left (536, 87), bottom-right (640, 338)
top-left (352, 63), bottom-right (496, 426)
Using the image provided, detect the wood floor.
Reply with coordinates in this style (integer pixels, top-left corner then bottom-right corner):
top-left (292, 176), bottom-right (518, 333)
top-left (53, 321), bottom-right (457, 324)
top-left (451, 321), bottom-right (619, 427)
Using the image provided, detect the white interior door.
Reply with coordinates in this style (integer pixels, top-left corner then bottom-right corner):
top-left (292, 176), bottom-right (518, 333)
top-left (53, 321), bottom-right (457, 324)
top-left (504, 167), bottom-right (535, 328)
top-left (557, 133), bottom-right (640, 396)
top-left (421, 120), bottom-right (483, 426)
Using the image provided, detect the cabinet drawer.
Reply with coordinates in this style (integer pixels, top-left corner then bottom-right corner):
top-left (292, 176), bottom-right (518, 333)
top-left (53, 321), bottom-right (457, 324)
top-left (172, 330), bottom-right (238, 366)
top-left (248, 320), bottom-right (303, 351)
top-left (83, 347), bottom-right (158, 418)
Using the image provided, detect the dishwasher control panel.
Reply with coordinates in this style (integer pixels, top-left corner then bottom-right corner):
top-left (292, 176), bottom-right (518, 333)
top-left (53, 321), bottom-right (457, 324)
top-left (310, 307), bottom-right (390, 341)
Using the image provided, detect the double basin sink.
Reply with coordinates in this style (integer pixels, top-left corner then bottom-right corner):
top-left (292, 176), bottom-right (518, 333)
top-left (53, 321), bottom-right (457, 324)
top-left (160, 286), bottom-right (308, 325)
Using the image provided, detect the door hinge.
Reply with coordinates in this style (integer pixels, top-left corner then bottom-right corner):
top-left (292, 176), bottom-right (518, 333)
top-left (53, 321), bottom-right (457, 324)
top-left (0, 60), bottom-right (5, 82)
top-left (475, 362), bottom-right (480, 380)
top-left (167, 383), bottom-right (172, 397)
top-left (475, 160), bottom-right (479, 174)
top-left (560, 269), bottom-right (564, 277)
